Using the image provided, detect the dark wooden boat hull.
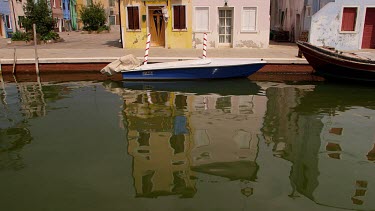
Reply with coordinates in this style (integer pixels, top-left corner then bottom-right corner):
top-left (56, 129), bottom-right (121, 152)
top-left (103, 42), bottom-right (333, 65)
top-left (296, 41), bottom-right (375, 82)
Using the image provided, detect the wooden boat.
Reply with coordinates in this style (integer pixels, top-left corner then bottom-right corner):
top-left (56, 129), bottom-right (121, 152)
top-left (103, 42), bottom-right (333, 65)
top-left (121, 58), bottom-right (266, 80)
top-left (296, 41), bottom-right (375, 82)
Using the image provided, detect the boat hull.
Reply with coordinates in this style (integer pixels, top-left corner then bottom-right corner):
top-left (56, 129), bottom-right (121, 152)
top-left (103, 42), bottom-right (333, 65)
top-left (297, 41), bottom-right (375, 82)
top-left (121, 63), bottom-right (265, 80)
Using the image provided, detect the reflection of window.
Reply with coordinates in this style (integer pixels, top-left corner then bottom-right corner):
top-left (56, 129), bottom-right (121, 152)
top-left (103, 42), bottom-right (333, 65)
top-left (194, 130), bottom-right (210, 147)
top-left (170, 134), bottom-right (185, 154)
top-left (242, 7), bottom-right (256, 32)
top-left (173, 5), bottom-right (187, 30)
top-left (127, 6), bottom-right (140, 30)
top-left (137, 132), bottom-right (150, 146)
top-left (341, 7), bottom-right (357, 32)
top-left (194, 7), bottom-right (209, 31)
top-left (233, 130), bottom-right (251, 149)
top-left (216, 97), bottom-right (231, 112)
top-left (172, 171), bottom-right (187, 192)
top-left (175, 95), bottom-right (187, 109)
top-left (141, 171), bottom-right (155, 194)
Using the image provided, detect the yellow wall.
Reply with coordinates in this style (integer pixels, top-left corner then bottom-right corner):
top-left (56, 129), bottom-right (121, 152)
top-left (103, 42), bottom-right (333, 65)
top-left (121, 0), bottom-right (192, 49)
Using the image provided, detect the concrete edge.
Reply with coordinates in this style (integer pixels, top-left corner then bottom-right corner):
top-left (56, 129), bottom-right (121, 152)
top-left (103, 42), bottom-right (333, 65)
top-left (0, 57), bottom-right (308, 64)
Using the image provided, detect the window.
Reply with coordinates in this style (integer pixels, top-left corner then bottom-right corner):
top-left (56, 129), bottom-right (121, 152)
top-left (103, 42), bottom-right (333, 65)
top-left (109, 15), bottom-right (116, 25)
top-left (341, 7), bottom-right (357, 32)
top-left (194, 7), bottom-right (209, 31)
top-left (127, 6), bottom-right (140, 30)
top-left (53, 0), bottom-right (56, 7)
top-left (18, 16), bottom-right (24, 28)
top-left (173, 5), bottom-right (186, 30)
top-left (242, 7), bottom-right (256, 32)
top-left (305, 6), bottom-right (312, 17)
top-left (109, 0), bottom-right (115, 7)
top-left (5, 15), bottom-right (11, 29)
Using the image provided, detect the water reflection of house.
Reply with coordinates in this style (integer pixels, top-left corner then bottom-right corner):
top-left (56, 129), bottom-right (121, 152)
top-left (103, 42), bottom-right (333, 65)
top-left (0, 82), bottom-right (45, 171)
top-left (186, 94), bottom-right (267, 181)
top-left (259, 82), bottom-right (320, 200)
top-left (125, 92), bottom-right (196, 198)
top-left (121, 88), bottom-right (267, 197)
top-left (262, 83), bottom-right (375, 209)
top-left (0, 82), bottom-right (69, 171)
top-left (16, 82), bottom-right (47, 118)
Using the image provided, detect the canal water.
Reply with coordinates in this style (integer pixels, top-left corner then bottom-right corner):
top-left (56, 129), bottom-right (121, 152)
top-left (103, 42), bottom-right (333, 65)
top-left (0, 79), bottom-right (374, 211)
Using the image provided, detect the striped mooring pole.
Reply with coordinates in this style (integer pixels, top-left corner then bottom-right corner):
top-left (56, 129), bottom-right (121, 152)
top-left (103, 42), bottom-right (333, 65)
top-left (203, 33), bottom-right (207, 59)
top-left (144, 33), bottom-right (151, 65)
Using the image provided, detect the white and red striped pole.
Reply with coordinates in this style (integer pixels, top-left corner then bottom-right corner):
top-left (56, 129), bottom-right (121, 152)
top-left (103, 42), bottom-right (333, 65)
top-left (203, 33), bottom-right (207, 59)
top-left (144, 33), bottom-right (151, 65)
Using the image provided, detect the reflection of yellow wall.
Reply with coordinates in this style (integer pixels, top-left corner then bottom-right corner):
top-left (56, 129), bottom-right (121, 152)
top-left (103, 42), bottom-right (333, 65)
top-left (128, 131), bottom-right (195, 196)
top-left (120, 0), bottom-right (192, 48)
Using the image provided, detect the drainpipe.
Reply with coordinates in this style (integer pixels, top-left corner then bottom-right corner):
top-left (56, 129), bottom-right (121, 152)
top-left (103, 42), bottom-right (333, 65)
top-left (118, 0), bottom-right (123, 46)
top-left (10, 0), bottom-right (18, 32)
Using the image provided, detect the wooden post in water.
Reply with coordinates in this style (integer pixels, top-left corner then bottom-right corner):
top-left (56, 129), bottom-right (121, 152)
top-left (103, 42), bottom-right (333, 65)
top-left (33, 24), bottom-right (39, 75)
top-left (12, 48), bottom-right (16, 74)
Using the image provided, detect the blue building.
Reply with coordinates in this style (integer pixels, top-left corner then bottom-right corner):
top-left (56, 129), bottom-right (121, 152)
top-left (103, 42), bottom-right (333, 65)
top-left (62, 0), bottom-right (71, 31)
top-left (0, 0), bottom-right (13, 38)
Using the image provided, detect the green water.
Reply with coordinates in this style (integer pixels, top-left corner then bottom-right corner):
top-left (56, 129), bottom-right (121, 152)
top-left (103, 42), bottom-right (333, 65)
top-left (0, 79), bottom-right (374, 211)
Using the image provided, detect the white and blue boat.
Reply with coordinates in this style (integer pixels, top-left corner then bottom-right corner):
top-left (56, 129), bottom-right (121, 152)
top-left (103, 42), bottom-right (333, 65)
top-left (121, 58), bottom-right (266, 80)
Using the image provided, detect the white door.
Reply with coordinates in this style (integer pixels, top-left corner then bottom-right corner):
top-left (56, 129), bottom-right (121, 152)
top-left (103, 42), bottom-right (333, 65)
top-left (218, 8), bottom-right (233, 47)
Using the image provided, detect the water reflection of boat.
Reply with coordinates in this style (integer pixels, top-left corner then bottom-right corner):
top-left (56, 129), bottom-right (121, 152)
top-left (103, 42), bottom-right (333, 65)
top-left (295, 83), bottom-right (375, 113)
top-left (122, 79), bottom-right (261, 96)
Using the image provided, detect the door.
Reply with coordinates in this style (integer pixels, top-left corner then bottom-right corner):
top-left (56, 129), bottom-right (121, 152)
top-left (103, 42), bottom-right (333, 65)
top-left (0, 17), bottom-right (3, 38)
top-left (218, 8), bottom-right (233, 47)
top-left (148, 7), bottom-right (165, 47)
top-left (362, 8), bottom-right (375, 49)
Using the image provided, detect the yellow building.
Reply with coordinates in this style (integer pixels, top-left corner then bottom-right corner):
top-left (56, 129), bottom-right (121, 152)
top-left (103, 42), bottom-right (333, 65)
top-left (120, 0), bottom-right (192, 48)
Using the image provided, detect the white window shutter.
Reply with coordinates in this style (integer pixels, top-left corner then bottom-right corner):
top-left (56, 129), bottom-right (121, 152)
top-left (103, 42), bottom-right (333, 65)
top-left (242, 7), bottom-right (256, 31)
top-left (195, 7), bottom-right (209, 31)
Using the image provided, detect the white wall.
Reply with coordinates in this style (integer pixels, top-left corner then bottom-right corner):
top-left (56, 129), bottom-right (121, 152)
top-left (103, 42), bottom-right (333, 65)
top-left (192, 0), bottom-right (270, 49)
top-left (310, 0), bottom-right (375, 50)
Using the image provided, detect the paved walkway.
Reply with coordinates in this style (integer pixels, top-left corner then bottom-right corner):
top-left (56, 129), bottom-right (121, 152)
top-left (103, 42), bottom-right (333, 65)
top-left (0, 31), bottom-right (305, 63)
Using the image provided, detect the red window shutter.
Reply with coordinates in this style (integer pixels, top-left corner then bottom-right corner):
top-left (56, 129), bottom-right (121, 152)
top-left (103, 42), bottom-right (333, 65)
top-left (127, 7), bottom-right (134, 29)
top-left (133, 7), bottom-right (139, 29)
top-left (341, 7), bottom-right (357, 31)
top-left (173, 6), bottom-right (180, 29)
top-left (180, 5), bottom-right (186, 29)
